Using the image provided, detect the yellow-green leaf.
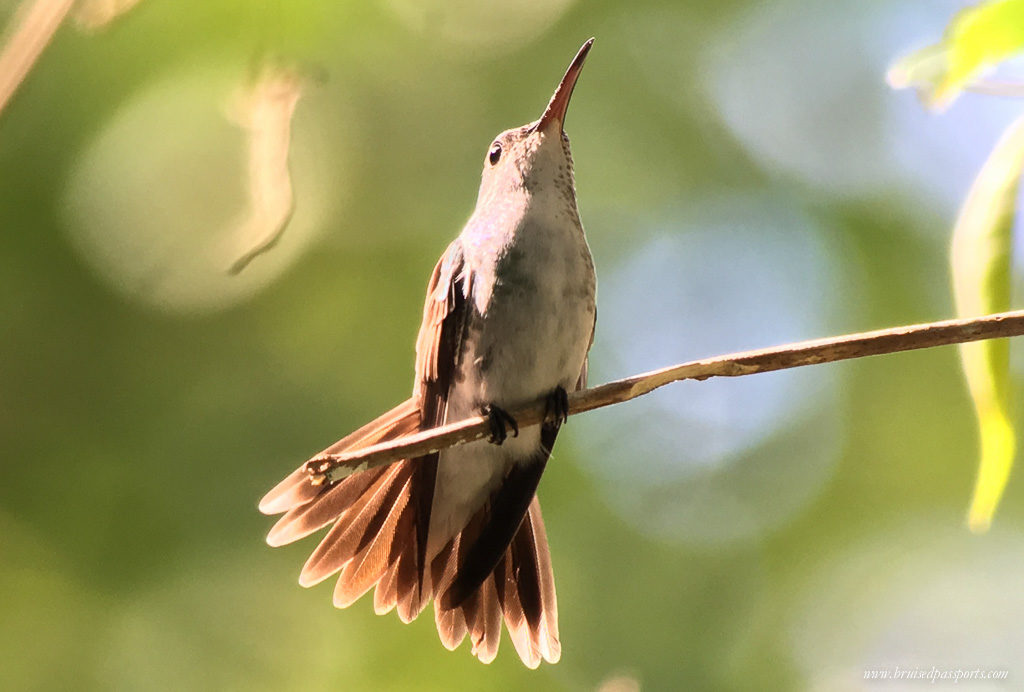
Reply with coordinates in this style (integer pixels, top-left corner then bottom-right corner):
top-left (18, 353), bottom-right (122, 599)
top-left (888, 0), bottom-right (1024, 109)
top-left (887, 45), bottom-right (950, 103)
top-left (951, 115), bottom-right (1024, 532)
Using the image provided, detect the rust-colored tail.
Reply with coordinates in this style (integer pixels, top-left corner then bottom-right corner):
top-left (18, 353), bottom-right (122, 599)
top-left (259, 399), bottom-right (560, 666)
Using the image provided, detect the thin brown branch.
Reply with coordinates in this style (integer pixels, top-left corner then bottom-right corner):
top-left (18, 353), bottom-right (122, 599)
top-left (309, 309), bottom-right (1024, 483)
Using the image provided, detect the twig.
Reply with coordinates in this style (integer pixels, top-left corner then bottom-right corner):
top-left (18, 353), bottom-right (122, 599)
top-left (226, 65), bottom-right (303, 275)
top-left (309, 309), bottom-right (1024, 483)
top-left (0, 0), bottom-right (144, 118)
top-left (0, 0), bottom-right (75, 117)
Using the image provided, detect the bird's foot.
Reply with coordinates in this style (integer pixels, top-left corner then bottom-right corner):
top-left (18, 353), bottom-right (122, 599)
top-left (485, 404), bottom-right (519, 445)
top-left (544, 386), bottom-right (570, 427)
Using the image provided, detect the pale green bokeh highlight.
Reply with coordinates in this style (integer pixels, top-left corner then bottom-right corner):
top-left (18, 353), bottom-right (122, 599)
top-left (62, 63), bottom-right (341, 313)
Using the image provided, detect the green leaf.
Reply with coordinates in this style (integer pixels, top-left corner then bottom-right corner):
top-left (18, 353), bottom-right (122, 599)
top-left (951, 115), bottom-right (1024, 532)
top-left (888, 0), bottom-right (1024, 109)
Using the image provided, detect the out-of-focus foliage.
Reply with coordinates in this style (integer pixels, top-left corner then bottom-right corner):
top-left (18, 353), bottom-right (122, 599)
top-left (74, 0), bottom-right (143, 31)
top-left (888, 0), bottom-right (1024, 109)
top-left (0, 0), bottom-right (74, 116)
top-left (951, 117), bottom-right (1024, 532)
top-left (226, 65), bottom-right (303, 275)
top-left (3, 1), bottom-right (1024, 690)
top-left (893, 1), bottom-right (1024, 532)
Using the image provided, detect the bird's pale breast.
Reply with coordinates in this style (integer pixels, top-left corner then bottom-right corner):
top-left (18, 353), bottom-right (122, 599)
top-left (426, 203), bottom-right (595, 557)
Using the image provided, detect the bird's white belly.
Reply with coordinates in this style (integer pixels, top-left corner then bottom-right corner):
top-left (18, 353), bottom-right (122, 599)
top-left (426, 220), bottom-right (595, 558)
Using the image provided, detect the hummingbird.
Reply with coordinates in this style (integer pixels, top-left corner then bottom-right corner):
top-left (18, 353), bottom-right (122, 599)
top-left (259, 39), bottom-right (597, 668)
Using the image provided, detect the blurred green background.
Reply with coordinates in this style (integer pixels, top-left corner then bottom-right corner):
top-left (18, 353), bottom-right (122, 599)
top-left (3, 0), bottom-right (1024, 689)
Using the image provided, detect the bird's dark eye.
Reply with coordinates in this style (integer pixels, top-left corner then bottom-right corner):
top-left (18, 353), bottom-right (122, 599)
top-left (488, 141), bottom-right (502, 165)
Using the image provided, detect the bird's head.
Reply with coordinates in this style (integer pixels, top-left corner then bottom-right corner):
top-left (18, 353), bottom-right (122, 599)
top-left (474, 39), bottom-right (593, 212)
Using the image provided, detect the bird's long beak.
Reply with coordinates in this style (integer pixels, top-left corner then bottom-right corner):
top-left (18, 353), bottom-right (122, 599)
top-left (535, 38), bottom-right (594, 133)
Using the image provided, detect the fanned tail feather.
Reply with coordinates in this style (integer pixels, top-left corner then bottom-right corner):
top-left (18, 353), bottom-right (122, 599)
top-left (258, 399), bottom-right (419, 516)
top-left (258, 399), bottom-right (430, 615)
top-left (259, 398), bottom-right (560, 667)
top-left (333, 471), bottom-right (413, 606)
top-left (432, 497), bottom-right (560, 667)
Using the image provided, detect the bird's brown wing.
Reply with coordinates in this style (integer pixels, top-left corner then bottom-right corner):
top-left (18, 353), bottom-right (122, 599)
top-left (259, 240), bottom-right (469, 622)
top-left (401, 239), bottom-right (470, 614)
top-left (415, 239), bottom-right (470, 403)
top-left (575, 307), bottom-right (595, 390)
